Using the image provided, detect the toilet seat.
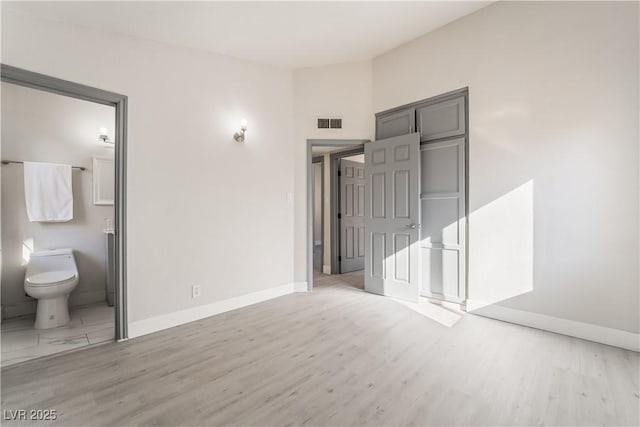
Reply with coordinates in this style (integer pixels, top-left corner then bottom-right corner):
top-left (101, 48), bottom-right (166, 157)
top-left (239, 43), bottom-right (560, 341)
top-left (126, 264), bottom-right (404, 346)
top-left (26, 270), bottom-right (76, 286)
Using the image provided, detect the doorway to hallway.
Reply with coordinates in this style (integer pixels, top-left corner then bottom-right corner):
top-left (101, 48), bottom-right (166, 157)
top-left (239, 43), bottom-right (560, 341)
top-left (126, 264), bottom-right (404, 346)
top-left (307, 140), bottom-right (367, 290)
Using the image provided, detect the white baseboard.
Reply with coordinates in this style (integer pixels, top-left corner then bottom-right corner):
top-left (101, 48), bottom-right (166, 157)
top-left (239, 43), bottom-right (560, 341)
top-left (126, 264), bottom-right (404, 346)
top-left (466, 300), bottom-right (639, 352)
top-left (322, 265), bottom-right (331, 275)
top-left (69, 289), bottom-right (106, 307)
top-left (2, 289), bottom-right (106, 319)
top-left (293, 282), bottom-right (308, 292)
top-left (129, 283), bottom-right (296, 339)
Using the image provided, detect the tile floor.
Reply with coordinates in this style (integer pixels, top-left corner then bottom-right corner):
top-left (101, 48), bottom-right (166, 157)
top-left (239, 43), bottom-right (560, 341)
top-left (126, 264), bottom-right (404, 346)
top-left (1, 303), bottom-right (114, 367)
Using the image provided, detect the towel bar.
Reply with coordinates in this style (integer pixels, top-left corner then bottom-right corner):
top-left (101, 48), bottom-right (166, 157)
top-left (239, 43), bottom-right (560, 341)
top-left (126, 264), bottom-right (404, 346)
top-left (1, 160), bottom-right (86, 171)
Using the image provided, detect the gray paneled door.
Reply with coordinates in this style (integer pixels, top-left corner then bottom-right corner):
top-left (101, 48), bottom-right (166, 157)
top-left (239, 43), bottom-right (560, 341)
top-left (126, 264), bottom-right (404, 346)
top-left (340, 159), bottom-right (365, 273)
top-left (376, 108), bottom-right (415, 140)
top-left (416, 96), bottom-right (465, 142)
top-left (364, 133), bottom-right (421, 302)
top-left (420, 137), bottom-right (466, 303)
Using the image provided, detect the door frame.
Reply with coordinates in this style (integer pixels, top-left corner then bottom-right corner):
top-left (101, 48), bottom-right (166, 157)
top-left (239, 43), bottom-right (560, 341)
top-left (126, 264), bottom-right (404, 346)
top-left (1, 64), bottom-right (129, 340)
top-left (311, 156), bottom-right (324, 273)
top-left (330, 146), bottom-right (365, 275)
top-left (306, 139), bottom-right (368, 291)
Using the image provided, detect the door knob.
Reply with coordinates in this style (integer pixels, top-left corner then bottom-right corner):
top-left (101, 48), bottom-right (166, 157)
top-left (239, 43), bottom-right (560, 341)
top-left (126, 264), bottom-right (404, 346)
top-left (406, 223), bottom-right (419, 229)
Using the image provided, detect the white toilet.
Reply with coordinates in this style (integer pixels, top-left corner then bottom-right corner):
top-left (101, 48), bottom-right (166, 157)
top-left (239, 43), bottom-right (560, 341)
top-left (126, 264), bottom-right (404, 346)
top-left (24, 248), bottom-right (79, 329)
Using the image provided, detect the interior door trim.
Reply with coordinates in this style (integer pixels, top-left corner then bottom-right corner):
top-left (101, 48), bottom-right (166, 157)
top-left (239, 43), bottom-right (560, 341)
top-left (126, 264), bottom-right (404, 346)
top-left (375, 87), bottom-right (468, 119)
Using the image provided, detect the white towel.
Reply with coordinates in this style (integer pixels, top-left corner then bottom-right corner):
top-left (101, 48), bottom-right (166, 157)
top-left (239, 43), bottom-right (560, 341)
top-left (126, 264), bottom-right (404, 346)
top-left (23, 161), bottom-right (73, 222)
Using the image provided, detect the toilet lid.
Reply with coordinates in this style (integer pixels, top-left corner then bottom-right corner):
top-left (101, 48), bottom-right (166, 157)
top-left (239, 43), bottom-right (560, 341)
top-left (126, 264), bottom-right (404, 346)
top-left (27, 270), bottom-right (76, 285)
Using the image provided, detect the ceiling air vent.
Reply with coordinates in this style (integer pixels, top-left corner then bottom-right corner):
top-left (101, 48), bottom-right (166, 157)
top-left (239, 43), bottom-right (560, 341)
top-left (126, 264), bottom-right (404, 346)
top-left (317, 118), bottom-right (330, 129)
top-left (317, 117), bottom-right (343, 129)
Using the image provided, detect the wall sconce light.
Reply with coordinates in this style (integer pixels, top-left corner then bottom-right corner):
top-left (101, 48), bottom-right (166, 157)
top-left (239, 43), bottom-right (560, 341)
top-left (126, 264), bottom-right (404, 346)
top-left (233, 119), bottom-right (248, 143)
top-left (99, 127), bottom-right (109, 142)
top-left (99, 127), bottom-right (114, 144)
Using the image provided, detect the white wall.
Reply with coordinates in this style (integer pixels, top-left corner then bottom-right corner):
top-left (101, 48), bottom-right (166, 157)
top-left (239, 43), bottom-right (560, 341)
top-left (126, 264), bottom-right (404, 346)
top-left (373, 1), bottom-right (639, 333)
top-left (1, 10), bottom-right (295, 325)
top-left (293, 61), bottom-right (374, 282)
top-left (1, 82), bottom-right (115, 318)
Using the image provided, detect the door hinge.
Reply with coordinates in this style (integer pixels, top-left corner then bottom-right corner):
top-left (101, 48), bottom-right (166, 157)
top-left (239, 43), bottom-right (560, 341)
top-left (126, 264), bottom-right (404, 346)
top-left (338, 213), bottom-right (341, 219)
top-left (338, 256), bottom-right (342, 262)
top-left (338, 170), bottom-right (341, 176)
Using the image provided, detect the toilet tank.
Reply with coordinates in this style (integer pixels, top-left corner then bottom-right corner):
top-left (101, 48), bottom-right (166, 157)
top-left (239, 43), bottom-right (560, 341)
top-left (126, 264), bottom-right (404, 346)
top-left (27, 249), bottom-right (78, 276)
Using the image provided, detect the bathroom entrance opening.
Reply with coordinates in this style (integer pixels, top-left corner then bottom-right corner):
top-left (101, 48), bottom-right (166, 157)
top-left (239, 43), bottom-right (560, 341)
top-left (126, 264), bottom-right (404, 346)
top-left (1, 64), bottom-right (128, 358)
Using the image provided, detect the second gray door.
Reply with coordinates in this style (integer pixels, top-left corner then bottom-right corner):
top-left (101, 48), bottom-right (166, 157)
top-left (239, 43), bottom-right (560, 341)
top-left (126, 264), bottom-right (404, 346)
top-left (420, 137), bottom-right (466, 303)
top-left (340, 159), bottom-right (365, 273)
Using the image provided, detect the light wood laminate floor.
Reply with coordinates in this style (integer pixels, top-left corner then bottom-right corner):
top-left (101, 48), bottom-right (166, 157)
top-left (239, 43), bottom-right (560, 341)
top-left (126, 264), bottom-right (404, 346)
top-left (2, 273), bottom-right (638, 426)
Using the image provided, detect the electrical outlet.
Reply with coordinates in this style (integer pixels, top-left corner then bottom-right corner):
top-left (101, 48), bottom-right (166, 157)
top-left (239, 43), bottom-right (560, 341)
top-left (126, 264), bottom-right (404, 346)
top-left (192, 284), bottom-right (201, 298)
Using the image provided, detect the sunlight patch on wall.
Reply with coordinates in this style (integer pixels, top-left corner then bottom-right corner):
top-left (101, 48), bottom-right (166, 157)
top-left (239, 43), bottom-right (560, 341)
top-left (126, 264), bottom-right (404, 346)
top-left (22, 237), bottom-right (34, 265)
top-left (467, 180), bottom-right (534, 309)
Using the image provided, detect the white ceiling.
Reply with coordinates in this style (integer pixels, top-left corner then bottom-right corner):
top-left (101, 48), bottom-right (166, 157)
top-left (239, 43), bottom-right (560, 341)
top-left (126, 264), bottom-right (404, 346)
top-left (345, 154), bottom-right (364, 163)
top-left (3, 1), bottom-right (493, 69)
